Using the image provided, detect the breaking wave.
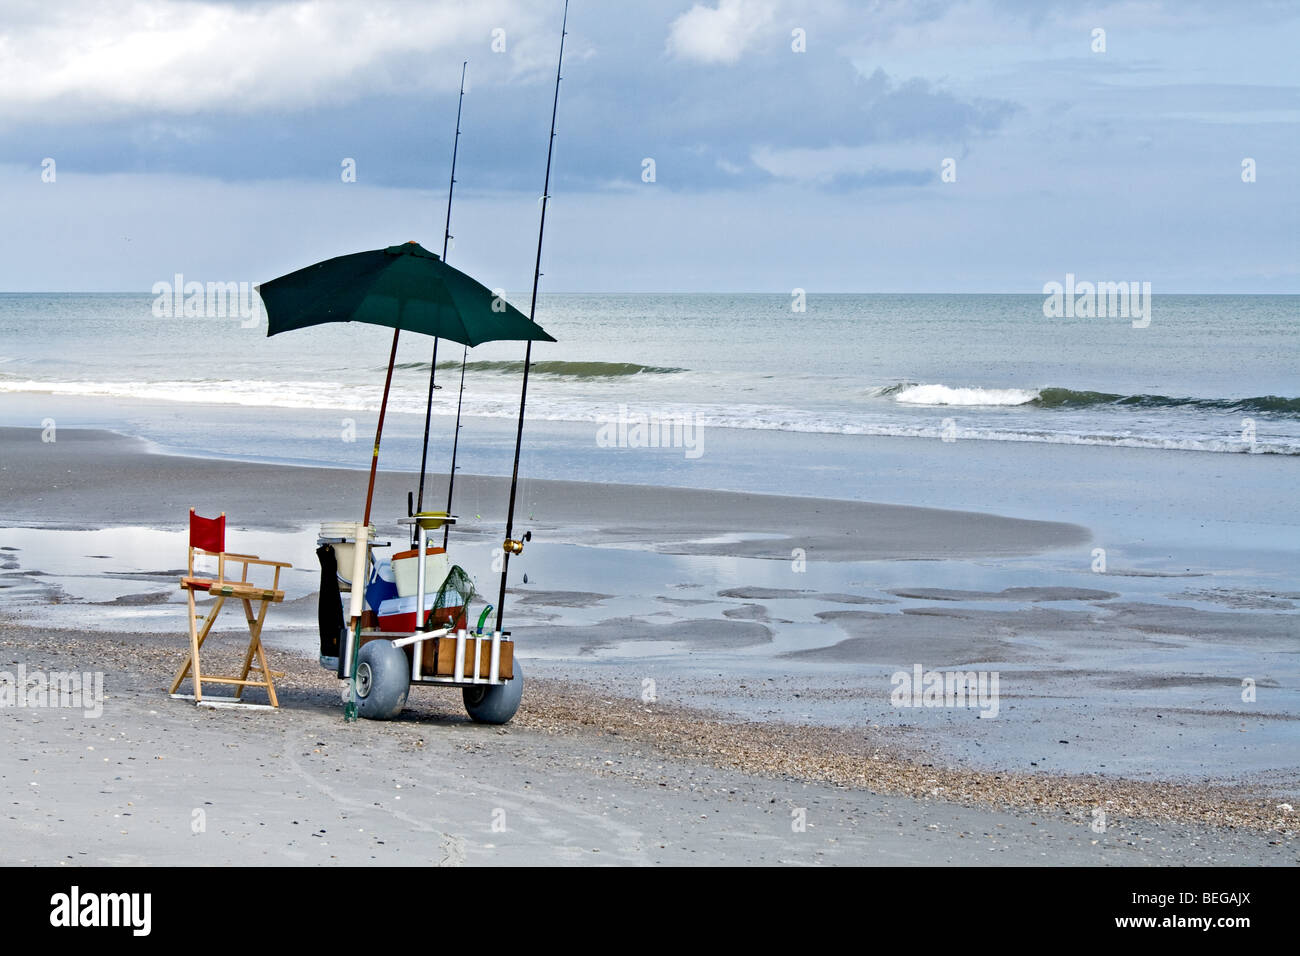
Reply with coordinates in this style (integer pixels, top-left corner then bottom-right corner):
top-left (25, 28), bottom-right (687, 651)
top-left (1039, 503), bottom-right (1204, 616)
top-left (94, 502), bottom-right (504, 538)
top-left (882, 383), bottom-right (1300, 416)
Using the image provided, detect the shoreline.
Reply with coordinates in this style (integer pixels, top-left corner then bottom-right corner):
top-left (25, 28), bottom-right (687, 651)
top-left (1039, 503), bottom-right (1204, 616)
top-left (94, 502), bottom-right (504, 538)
top-left (4, 398), bottom-right (1296, 567)
top-left (0, 426), bottom-right (1089, 561)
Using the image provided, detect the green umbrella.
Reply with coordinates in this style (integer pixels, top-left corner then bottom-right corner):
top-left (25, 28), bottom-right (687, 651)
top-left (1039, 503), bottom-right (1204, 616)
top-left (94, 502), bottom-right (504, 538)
top-left (259, 240), bottom-right (555, 527)
top-left (261, 240), bottom-right (555, 347)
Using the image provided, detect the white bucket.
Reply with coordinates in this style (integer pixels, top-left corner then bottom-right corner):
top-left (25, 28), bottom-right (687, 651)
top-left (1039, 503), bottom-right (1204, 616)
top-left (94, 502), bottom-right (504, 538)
top-left (320, 522), bottom-right (375, 585)
top-left (392, 548), bottom-right (450, 598)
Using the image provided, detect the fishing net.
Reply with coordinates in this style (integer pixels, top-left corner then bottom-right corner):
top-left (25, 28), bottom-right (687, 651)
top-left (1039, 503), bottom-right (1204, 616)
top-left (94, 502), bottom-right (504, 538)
top-left (424, 565), bottom-right (476, 631)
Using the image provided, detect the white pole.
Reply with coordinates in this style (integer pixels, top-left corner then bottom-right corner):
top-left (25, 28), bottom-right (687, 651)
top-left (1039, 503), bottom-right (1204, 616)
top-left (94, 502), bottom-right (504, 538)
top-left (489, 631), bottom-right (501, 683)
top-left (413, 523), bottom-right (427, 681)
top-left (343, 521), bottom-right (369, 678)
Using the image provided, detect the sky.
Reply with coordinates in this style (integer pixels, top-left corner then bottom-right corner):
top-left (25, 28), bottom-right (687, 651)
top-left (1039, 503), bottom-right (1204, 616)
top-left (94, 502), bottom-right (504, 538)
top-left (0, 0), bottom-right (1296, 293)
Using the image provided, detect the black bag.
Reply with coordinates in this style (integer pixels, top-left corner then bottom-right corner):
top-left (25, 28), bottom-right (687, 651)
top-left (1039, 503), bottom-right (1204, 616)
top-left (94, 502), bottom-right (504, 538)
top-left (316, 543), bottom-right (346, 666)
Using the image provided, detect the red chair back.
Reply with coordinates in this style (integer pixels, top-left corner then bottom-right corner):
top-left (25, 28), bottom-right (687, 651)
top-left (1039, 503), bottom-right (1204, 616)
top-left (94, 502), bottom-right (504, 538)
top-left (190, 509), bottom-right (226, 553)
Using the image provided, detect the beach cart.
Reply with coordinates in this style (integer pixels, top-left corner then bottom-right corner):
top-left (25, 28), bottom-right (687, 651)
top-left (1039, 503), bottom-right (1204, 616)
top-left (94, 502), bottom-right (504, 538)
top-left (259, 241), bottom-right (555, 724)
top-left (314, 511), bottom-right (523, 723)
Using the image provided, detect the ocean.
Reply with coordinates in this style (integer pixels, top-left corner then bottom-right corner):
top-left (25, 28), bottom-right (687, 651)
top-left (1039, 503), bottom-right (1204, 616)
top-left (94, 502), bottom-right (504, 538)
top-left (1, 290), bottom-right (1297, 572)
top-left (1, 292), bottom-right (1297, 461)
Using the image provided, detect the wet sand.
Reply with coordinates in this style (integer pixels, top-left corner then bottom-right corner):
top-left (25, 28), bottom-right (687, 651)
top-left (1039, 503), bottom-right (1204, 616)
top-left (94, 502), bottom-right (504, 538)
top-left (0, 427), bottom-right (1087, 561)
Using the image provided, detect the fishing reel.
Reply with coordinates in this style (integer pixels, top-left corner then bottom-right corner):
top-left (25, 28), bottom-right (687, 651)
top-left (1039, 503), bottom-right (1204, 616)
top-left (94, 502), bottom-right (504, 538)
top-left (503, 530), bottom-right (532, 555)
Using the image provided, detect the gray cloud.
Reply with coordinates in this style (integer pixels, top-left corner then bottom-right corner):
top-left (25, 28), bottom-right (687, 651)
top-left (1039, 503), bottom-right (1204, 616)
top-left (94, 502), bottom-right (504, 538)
top-left (0, 0), bottom-right (1295, 291)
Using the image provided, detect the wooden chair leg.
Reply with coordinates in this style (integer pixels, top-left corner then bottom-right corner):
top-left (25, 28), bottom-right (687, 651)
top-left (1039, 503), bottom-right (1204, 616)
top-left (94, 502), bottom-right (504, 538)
top-left (170, 588), bottom-right (205, 697)
top-left (252, 598), bottom-right (280, 707)
top-left (236, 598), bottom-right (279, 707)
top-left (170, 590), bottom-right (195, 694)
top-left (234, 598), bottom-right (259, 700)
top-left (252, 628), bottom-right (279, 709)
top-left (170, 593), bottom-right (226, 700)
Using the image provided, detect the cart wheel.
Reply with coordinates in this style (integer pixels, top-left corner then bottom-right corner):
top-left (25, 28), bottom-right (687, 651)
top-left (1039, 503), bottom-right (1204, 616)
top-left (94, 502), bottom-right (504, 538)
top-left (355, 640), bottom-right (409, 720)
top-left (463, 660), bottom-right (523, 725)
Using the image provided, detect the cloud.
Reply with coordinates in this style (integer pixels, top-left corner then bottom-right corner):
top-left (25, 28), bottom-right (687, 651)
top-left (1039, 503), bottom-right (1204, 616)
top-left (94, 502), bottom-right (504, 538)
top-left (0, 0), bottom-right (548, 120)
top-left (666, 0), bottom-right (776, 64)
top-left (0, 0), bottom-right (1294, 293)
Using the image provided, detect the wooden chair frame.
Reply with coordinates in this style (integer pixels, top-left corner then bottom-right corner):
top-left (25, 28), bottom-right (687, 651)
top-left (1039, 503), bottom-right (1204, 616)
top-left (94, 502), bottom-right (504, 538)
top-left (169, 510), bottom-right (292, 708)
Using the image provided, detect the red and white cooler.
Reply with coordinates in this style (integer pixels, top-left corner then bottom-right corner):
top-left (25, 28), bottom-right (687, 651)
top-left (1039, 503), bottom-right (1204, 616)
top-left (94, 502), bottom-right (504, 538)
top-left (377, 595), bottom-right (467, 633)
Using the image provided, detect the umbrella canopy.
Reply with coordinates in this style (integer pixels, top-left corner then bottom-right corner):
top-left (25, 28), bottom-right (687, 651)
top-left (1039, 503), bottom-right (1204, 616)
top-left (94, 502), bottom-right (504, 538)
top-left (256, 239), bottom-right (556, 535)
top-left (260, 241), bottom-right (555, 347)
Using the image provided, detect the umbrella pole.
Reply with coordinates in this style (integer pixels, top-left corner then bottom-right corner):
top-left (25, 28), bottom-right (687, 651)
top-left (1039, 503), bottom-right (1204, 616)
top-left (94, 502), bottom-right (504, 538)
top-left (363, 328), bottom-right (401, 528)
top-left (496, 0), bottom-right (568, 635)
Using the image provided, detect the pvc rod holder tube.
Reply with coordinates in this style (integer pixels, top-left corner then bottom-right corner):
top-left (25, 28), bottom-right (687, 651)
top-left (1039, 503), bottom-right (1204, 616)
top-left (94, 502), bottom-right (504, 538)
top-left (413, 523), bottom-right (427, 681)
top-left (489, 631), bottom-right (502, 683)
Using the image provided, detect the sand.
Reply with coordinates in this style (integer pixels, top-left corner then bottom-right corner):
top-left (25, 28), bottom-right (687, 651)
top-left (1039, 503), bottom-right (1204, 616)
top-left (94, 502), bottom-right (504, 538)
top-left (0, 427), bottom-right (1295, 865)
top-left (1, 623), bottom-right (1294, 866)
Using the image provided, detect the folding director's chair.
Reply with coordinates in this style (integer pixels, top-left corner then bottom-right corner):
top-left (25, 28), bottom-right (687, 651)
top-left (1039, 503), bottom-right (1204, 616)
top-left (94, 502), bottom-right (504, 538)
top-left (169, 509), bottom-right (292, 709)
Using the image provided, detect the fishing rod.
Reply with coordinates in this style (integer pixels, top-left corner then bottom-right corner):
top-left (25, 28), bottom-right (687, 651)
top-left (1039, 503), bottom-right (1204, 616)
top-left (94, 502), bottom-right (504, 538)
top-left (442, 342), bottom-right (469, 549)
top-left (440, 65), bottom-right (474, 549)
top-left (414, 60), bottom-right (468, 538)
top-left (496, 0), bottom-right (568, 635)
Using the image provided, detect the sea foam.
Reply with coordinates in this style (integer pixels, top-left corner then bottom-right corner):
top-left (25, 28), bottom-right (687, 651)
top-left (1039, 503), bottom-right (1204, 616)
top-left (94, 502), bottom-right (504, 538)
top-left (893, 384), bottom-right (1039, 406)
